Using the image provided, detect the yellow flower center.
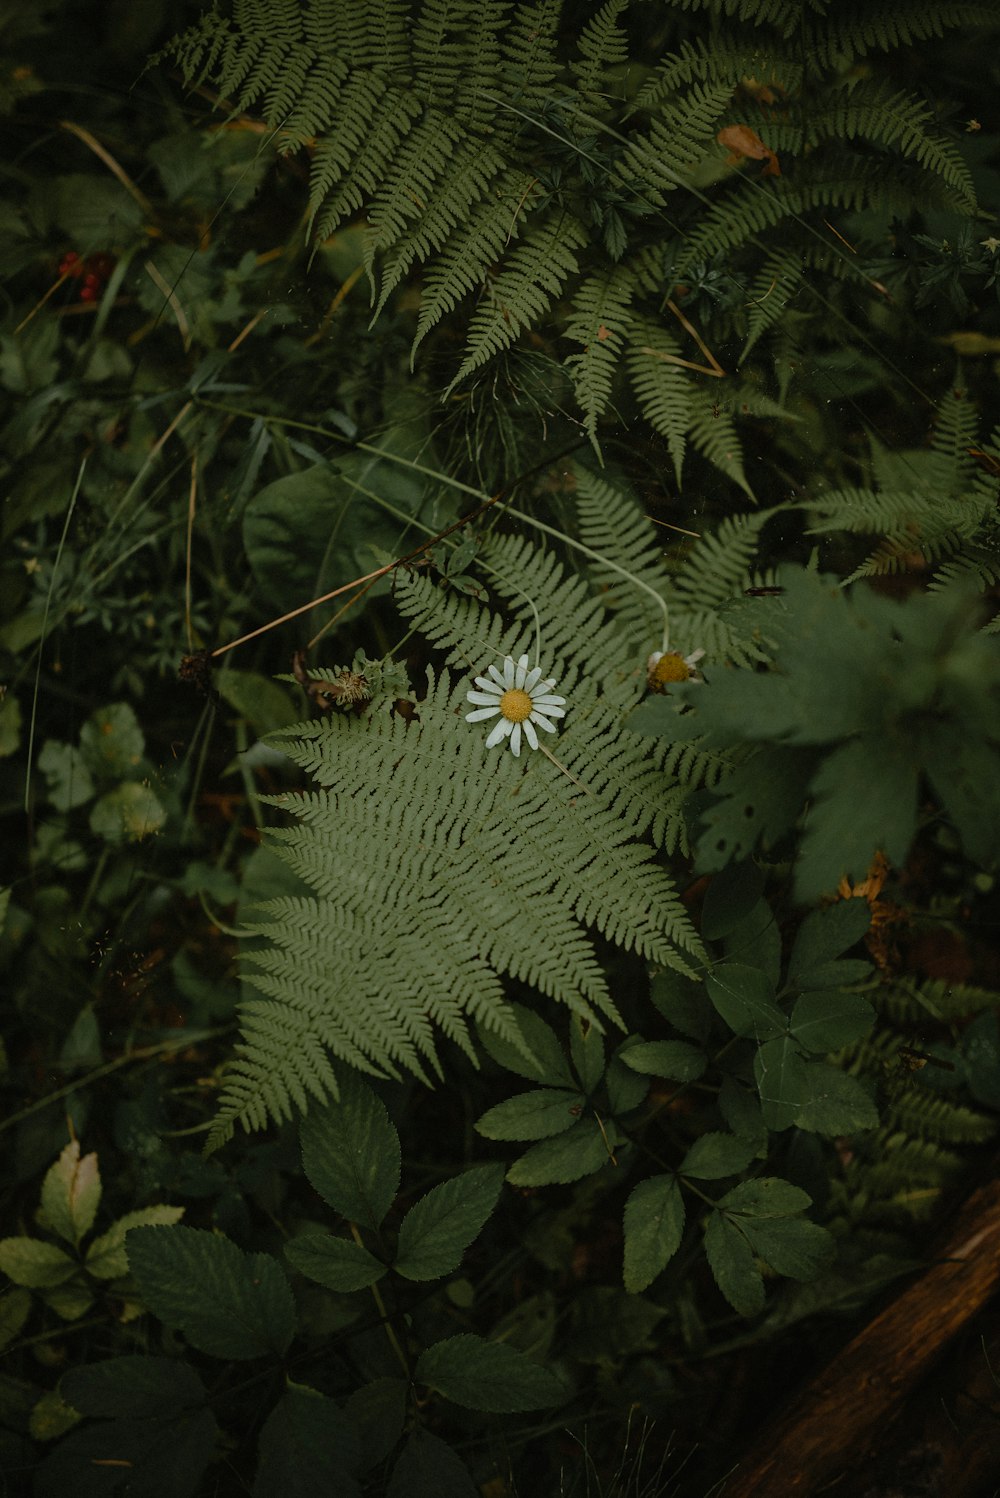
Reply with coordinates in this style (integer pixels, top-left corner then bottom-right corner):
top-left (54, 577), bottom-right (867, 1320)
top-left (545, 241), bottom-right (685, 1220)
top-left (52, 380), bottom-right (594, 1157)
top-left (652, 653), bottom-right (690, 684)
top-left (499, 687), bottom-right (533, 722)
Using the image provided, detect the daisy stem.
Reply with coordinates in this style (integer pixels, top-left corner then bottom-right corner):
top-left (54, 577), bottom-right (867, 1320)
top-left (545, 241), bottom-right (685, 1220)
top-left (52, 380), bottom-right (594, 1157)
top-left (500, 502), bottom-right (671, 651)
top-left (538, 742), bottom-right (593, 794)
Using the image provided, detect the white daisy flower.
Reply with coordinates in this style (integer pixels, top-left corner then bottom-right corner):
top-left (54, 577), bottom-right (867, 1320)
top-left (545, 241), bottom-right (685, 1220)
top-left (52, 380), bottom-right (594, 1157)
top-left (646, 648), bottom-right (705, 691)
top-left (465, 653), bottom-right (567, 757)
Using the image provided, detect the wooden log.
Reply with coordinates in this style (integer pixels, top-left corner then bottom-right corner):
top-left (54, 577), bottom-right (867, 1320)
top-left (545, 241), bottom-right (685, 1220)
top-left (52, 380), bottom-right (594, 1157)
top-left (728, 1172), bottom-right (1000, 1496)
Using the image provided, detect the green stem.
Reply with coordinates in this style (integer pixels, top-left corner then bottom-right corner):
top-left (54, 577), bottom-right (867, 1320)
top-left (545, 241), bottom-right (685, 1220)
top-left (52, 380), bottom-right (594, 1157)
top-left (350, 1223), bottom-right (410, 1378)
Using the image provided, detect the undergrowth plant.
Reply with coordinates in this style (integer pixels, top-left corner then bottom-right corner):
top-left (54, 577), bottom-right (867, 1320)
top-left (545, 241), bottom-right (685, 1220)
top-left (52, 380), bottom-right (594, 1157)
top-left (2, 2), bottom-right (1000, 1495)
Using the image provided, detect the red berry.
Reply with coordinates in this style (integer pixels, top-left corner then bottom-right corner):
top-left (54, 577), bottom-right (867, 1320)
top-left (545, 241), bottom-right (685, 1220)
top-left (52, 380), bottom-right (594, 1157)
top-left (59, 251), bottom-right (82, 276)
top-left (83, 273), bottom-right (100, 289)
top-left (79, 285), bottom-right (97, 302)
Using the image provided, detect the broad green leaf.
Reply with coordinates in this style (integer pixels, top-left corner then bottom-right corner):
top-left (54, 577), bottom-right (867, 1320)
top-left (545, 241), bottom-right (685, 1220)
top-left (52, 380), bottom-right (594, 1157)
top-left (569, 1286), bottom-right (667, 1360)
top-left (701, 861), bottom-right (765, 940)
top-left (57, 1003), bottom-right (102, 1071)
top-left (85, 1206), bottom-right (185, 1279)
top-left (62, 1357), bottom-right (206, 1420)
top-left (254, 1382), bottom-right (361, 1498)
top-left (37, 741), bottom-right (93, 810)
top-left (477, 1004), bottom-right (574, 1087)
top-left (505, 1118), bottom-right (618, 1187)
top-left (605, 1037), bottom-right (652, 1115)
top-left (29, 1389), bottom-right (81, 1442)
top-left (794, 1064), bottom-right (879, 1134)
top-left (718, 1178), bottom-right (812, 1218)
top-left (415, 1334), bottom-right (568, 1412)
top-left (754, 1035), bottom-right (811, 1130)
top-left (89, 782), bottom-right (166, 844)
top-left (620, 1039), bottom-right (706, 1081)
top-left (38, 1141), bottom-right (101, 1247)
top-left (650, 971), bottom-right (712, 1042)
top-left (680, 1132), bottom-right (758, 1180)
top-left (961, 1011), bottom-right (1000, 1107)
top-left (721, 898), bottom-right (782, 989)
top-left (789, 991), bottom-right (875, 1052)
top-left (300, 1074), bottom-right (401, 1231)
top-left (127, 1225), bottom-right (296, 1360)
top-left (43, 1282), bottom-right (94, 1321)
top-left (34, 1409), bottom-right (218, 1498)
top-left (569, 1015), bottom-right (605, 1094)
top-left (387, 1428), bottom-right (478, 1498)
top-left (718, 1077), bottom-right (768, 1149)
top-left (0, 1238), bottom-right (77, 1289)
top-left (795, 738), bottom-right (919, 902)
top-left (740, 1217), bottom-right (836, 1281)
top-left (0, 694), bottom-right (21, 759)
top-left (623, 1175), bottom-right (685, 1294)
top-left (488, 1292), bottom-right (557, 1362)
top-left (789, 959), bottom-right (873, 990)
top-left (706, 963), bottom-right (787, 1040)
top-left (475, 1089), bottom-right (584, 1142)
top-left (0, 1286), bottom-right (31, 1350)
top-left (78, 702), bottom-right (145, 779)
top-left (394, 1164), bottom-right (504, 1282)
top-left (695, 747), bottom-right (817, 871)
top-left (285, 1233), bottom-right (386, 1293)
top-left (217, 669), bottom-right (300, 736)
top-left (787, 900), bottom-right (872, 987)
top-left (344, 1378), bottom-right (408, 1473)
top-left (703, 1212), bottom-right (765, 1317)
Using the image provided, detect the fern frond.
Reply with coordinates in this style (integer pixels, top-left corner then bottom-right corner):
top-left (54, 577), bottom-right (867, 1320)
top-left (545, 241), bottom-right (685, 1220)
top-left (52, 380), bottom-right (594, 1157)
top-left (617, 81), bottom-right (735, 198)
top-left (570, 0), bottom-right (630, 103)
top-left (447, 213), bottom-right (589, 390)
top-left (625, 317), bottom-right (691, 486)
top-left (563, 264), bottom-right (637, 450)
top-left (632, 38), bottom-right (796, 112)
top-left (886, 1090), bottom-right (995, 1146)
top-left (806, 2), bottom-right (1000, 67)
top-left (687, 386), bottom-right (753, 497)
top-left (873, 976), bottom-right (1000, 1025)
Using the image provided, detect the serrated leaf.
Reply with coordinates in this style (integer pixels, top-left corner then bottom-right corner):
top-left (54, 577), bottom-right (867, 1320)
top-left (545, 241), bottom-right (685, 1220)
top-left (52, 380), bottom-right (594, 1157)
top-left (703, 1212), bottom-right (765, 1317)
top-left (62, 1356), bottom-right (206, 1419)
top-left (345, 1378), bottom-right (408, 1474)
top-left (740, 1217), bottom-right (836, 1281)
top-left (721, 897), bottom-right (783, 989)
top-left (706, 963), bottom-right (787, 1040)
top-left (789, 991), bottom-right (875, 1052)
top-left (505, 1118), bottom-right (618, 1187)
top-left (415, 1334), bottom-right (568, 1412)
top-left (718, 1178), bottom-right (812, 1217)
top-left (570, 1015), bottom-right (605, 1094)
top-left (89, 781), bottom-right (166, 844)
top-left (620, 1039), bottom-right (706, 1081)
top-left (254, 1382), bottom-right (361, 1498)
top-left (85, 1206), bottom-right (185, 1279)
top-left (477, 1004), bottom-right (574, 1087)
top-left (217, 669), bottom-right (300, 737)
top-left (29, 1389), bottom-right (81, 1442)
top-left (649, 971), bottom-right (712, 1042)
top-left (680, 1132), bottom-right (758, 1180)
top-left (37, 740), bottom-right (94, 810)
top-left (0, 1238), bottom-right (77, 1289)
top-left (754, 1035), bottom-right (811, 1130)
top-left (787, 899), bottom-right (872, 987)
top-left (127, 1226), bottom-right (295, 1360)
top-left (794, 1064), bottom-right (879, 1135)
top-left (300, 1074), bottom-right (401, 1232)
top-left (387, 1428), bottom-right (477, 1498)
top-left (0, 1285), bottom-right (31, 1350)
top-left (394, 1165), bottom-right (504, 1282)
top-left (718, 1077), bottom-right (768, 1149)
top-left (605, 1037), bottom-right (652, 1115)
top-left (475, 1089), bottom-right (584, 1142)
top-left (285, 1233), bottom-right (386, 1293)
top-left (42, 1282), bottom-right (94, 1321)
top-left (701, 861), bottom-right (765, 940)
top-left (34, 1409), bottom-right (218, 1498)
top-left (38, 1141), bottom-right (101, 1247)
top-left (623, 1175), bottom-right (685, 1294)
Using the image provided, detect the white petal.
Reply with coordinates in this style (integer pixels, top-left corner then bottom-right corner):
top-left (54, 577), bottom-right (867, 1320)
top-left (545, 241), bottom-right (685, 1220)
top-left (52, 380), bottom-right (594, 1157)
top-left (466, 706), bottom-right (502, 722)
top-left (487, 664), bottom-right (506, 688)
top-left (514, 654), bottom-right (530, 688)
top-left (474, 675), bottom-right (503, 694)
top-left (502, 656), bottom-right (516, 688)
top-left (485, 718), bottom-right (513, 749)
top-left (531, 693), bottom-right (566, 708)
top-left (467, 690), bottom-right (503, 705)
top-left (524, 665), bottom-right (544, 691)
top-left (686, 649), bottom-right (706, 665)
top-left (509, 721), bottom-right (522, 756)
top-left (530, 712), bottom-right (558, 733)
top-left (532, 703), bottom-right (565, 719)
top-left (522, 719), bottom-right (538, 751)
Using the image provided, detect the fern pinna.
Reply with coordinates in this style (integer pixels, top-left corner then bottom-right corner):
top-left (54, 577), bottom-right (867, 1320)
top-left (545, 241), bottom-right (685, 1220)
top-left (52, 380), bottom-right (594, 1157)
top-left (161, 0), bottom-right (989, 481)
top-left (211, 471), bottom-right (772, 1145)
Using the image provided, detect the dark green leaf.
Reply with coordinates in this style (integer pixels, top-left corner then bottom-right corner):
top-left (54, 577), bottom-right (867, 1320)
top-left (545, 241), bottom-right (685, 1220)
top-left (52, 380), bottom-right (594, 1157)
top-left (960, 1011), bottom-right (1000, 1107)
top-left (650, 971), bottom-right (713, 1042)
top-left (505, 1118), bottom-right (617, 1187)
top-left (394, 1165), bottom-right (504, 1282)
top-left (787, 900), bottom-right (872, 987)
top-left (696, 748), bottom-right (816, 871)
top-left (620, 1039), bottom-right (706, 1081)
top-left (740, 1217), bottom-right (836, 1280)
top-left (795, 1064), bottom-right (878, 1135)
top-left (254, 1383), bottom-right (361, 1498)
top-left (718, 1178), bottom-right (812, 1217)
top-left (795, 739), bottom-right (918, 902)
top-left (416, 1335), bottom-right (568, 1412)
top-left (789, 991), bottom-right (875, 1052)
top-left (754, 1036), bottom-right (811, 1130)
top-left (703, 1213), bottom-right (764, 1317)
top-left (344, 1378), bottom-right (408, 1474)
top-left (623, 1175), bottom-right (685, 1294)
top-left (386, 1429), bottom-right (477, 1498)
top-left (680, 1132), bottom-right (759, 1180)
top-left (284, 1233), bottom-right (386, 1293)
top-left (35, 1410), bottom-right (218, 1498)
top-left (127, 1226), bottom-right (295, 1360)
top-left (706, 963), bottom-right (787, 1040)
top-left (477, 1005), bottom-right (574, 1087)
top-left (475, 1089), bottom-right (584, 1142)
top-left (300, 1075), bottom-right (400, 1231)
top-left (718, 1077), bottom-right (768, 1149)
top-left (570, 1015), bottom-right (605, 1094)
top-left (568, 1286), bottom-right (667, 1361)
top-left (721, 898), bottom-right (782, 988)
top-left (61, 1358), bottom-right (205, 1420)
top-left (605, 1038), bottom-right (652, 1115)
top-left (701, 861), bottom-right (765, 940)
